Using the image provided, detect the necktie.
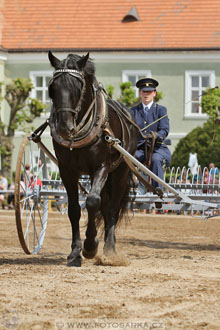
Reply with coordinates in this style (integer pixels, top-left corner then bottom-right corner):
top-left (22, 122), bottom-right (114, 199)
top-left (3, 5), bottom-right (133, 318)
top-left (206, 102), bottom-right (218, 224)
top-left (144, 106), bottom-right (149, 120)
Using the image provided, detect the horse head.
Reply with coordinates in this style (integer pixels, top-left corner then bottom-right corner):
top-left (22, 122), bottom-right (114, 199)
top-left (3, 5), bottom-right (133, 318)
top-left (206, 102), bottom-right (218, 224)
top-left (48, 51), bottom-right (93, 140)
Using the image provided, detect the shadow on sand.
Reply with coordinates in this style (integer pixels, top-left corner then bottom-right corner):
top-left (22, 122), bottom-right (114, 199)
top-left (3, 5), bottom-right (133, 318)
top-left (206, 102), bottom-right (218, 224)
top-left (0, 254), bottom-right (66, 266)
top-left (120, 238), bottom-right (220, 252)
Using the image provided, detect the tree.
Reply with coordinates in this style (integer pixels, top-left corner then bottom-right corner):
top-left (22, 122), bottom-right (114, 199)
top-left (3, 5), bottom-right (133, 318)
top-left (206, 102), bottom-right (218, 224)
top-left (171, 88), bottom-right (220, 169)
top-left (201, 87), bottom-right (220, 123)
top-left (118, 82), bottom-right (139, 107)
top-left (105, 85), bottom-right (114, 99)
top-left (171, 121), bottom-right (220, 168)
top-left (0, 78), bottom-right (46, 178)
top-left (154, 91), bottom-right (163, 103)
top-left (201, 87), bottom-right (220, 142)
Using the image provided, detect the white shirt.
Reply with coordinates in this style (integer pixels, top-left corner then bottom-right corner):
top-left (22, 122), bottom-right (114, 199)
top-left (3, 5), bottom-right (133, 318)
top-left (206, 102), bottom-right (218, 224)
top-left (0, 177), bottom-right (8, 190)
top-left (142, 100), bottom-right (153, 111)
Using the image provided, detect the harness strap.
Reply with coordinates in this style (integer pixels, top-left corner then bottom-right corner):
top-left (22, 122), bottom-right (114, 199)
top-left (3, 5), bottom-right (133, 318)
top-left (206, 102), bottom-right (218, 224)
top-left (73, 97), bottom-right (96, 134)
top-left (145, 131), bottom-right (157, 169)
top-left (57, 107), bottom-right (78, 114)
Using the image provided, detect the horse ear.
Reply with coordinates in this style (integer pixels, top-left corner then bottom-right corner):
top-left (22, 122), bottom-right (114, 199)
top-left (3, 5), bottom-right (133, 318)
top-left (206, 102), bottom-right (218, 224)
top-left (48, 51), bottom-right (61, 68)
top-left (77, 52), bottom-right (90, 69)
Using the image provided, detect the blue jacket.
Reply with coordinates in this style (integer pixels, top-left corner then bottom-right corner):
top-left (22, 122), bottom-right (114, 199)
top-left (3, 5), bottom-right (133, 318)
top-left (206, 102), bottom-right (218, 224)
top-left (130, 102), bottom-right (170, 151)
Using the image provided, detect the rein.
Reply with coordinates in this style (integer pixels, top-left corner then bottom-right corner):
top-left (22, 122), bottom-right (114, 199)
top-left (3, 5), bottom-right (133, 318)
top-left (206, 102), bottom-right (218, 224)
top-left (100, 90), bottom-right (166, 140)
top-left (140, 113), bottom-right (168, 132)
top-left (100, 88), bottom-right (168, 153)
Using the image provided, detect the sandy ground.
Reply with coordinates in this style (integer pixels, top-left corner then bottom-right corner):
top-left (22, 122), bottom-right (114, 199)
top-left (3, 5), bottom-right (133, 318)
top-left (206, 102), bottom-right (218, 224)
top-left (0, 209), bottom-right (220, 330)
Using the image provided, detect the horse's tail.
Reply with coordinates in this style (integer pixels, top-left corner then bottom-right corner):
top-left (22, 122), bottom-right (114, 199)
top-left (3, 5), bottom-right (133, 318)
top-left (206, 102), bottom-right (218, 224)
top-left (117, 175), bottom-right (131, 225)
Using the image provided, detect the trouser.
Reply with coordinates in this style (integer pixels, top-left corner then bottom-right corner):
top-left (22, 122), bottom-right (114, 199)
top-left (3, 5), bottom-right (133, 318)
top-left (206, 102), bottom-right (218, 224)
top-left (135, 147), bottom-right (171, 190)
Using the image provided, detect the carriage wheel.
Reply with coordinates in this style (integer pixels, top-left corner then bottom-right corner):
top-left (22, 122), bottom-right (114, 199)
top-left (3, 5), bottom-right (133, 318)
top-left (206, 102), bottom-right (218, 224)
top-left (14, 134), bottom-right (49, 254)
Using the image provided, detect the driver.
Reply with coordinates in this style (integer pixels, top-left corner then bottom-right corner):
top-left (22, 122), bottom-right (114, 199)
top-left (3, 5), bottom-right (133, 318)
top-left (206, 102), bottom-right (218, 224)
top-left (130, 77), bottom-right (171, 191)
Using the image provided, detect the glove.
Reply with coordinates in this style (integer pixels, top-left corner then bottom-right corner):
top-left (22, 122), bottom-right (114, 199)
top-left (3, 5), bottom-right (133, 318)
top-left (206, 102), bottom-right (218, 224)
top-left (145, 131), bottom-right (159, 140)
top-left (145, 133), bottom-right (153, 139)
top-left (150, 131), bottom-right (159, 140)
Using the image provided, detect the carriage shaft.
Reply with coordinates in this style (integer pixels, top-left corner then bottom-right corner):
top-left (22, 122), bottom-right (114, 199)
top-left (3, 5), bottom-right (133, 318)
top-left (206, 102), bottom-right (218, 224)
top-left (31, 133), bottom-right (58, 166)
top-left (105, 135), bottom-right (219, 209)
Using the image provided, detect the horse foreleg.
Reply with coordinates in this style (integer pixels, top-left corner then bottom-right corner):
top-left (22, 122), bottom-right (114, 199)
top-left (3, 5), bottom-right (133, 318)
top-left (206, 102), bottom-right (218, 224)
top-left (82, 166), bottom-right (108, 259)
top-left (61, 174), bottom-right (82, 267)
top-left (67, 197), bottom-right (82, 267)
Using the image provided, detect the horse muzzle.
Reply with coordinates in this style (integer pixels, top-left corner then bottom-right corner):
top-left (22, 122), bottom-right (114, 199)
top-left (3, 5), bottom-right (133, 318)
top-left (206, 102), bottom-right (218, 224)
top-left (56, 124), bottom-right (75, 140)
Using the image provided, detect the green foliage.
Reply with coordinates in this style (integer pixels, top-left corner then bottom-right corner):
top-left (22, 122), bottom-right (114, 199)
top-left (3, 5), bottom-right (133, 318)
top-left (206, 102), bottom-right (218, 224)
top-left (0, 144), bottom-right (10, 157)
top-left (154, 91), bottom-right (163, 103)
top-left (171, 88), bottom-right (220, 169)
top-left (106, 85), bottom-right (114, 98)
top-left (50, 171), bottom-right (61, 180)
top-left (0, 77), bottom-right (47, 177)
top-left (3, 77), bottom-right (47, 134)
top-left (171, 120), bottom-right (220, 168)
top-left (5, 78), bottom-right (33, 107)
top-left (201, 87), bottom-right (220, 122)
top-left (118, 82), bottom-right (139, 107)
top-left (14, 98), bottom-right (46, 130)
top-left (0, 82), bottom-right (3, 103)
top-left (0, 82), bottom-right (5, 133)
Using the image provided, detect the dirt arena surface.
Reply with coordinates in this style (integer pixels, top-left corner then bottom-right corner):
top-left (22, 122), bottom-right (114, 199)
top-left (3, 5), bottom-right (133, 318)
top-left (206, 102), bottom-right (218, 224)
top-left (0, 210), bottom-right (220, 330)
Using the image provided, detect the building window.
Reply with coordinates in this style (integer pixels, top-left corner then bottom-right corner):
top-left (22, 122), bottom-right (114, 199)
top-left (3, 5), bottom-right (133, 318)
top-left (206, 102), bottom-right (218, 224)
top-left (185, 71), bottom-right (215, 117)
top-left (30, 71), bottom-right (52, 105)
top-left (122, 70), bottom-right (151, 97)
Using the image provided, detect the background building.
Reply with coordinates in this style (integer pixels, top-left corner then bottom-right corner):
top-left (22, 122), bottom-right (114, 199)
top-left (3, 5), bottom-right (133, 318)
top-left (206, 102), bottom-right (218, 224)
top-left (1, 0), bottom-right (220, 171)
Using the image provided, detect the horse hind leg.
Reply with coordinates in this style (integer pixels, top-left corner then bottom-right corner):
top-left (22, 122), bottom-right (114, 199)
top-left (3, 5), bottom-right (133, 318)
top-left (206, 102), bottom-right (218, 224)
top-left (82, 167), bottom-right (109, 259)
top-left (103, 164), bottom-right (130, 256)
top-left (104, 226), bottom-right (116, 256)
top-left (103, 206), bottom-right (117, 256)
top-left (100, 185), bottom-right (116, 255)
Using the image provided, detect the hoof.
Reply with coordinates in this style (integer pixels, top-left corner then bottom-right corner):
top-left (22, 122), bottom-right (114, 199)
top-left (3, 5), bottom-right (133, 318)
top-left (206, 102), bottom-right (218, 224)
top-left (82, 238), bottom-right (99, 259)
top-left (67, 255), bottom-right (82, 267)
top-left (155, 202), bottom-right (162, 209)
top-left (103, 243), bottom-right (116, 256)
top-left (155, 187), bottom-right (163, 199)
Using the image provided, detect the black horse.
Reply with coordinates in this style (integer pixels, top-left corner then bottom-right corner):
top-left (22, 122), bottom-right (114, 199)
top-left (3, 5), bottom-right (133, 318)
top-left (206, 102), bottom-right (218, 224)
top-left (48, 51), bottom-right (138, 267)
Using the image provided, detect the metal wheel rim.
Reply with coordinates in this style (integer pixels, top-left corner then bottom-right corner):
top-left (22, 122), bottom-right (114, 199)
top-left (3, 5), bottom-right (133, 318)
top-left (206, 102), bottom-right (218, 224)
top-left (14, 134), bottom-right (49, 254)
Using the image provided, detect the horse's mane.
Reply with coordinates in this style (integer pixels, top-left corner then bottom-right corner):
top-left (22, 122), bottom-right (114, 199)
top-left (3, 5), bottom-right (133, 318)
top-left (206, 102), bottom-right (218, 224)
top-left (61, 54), bottom-right (96, 83)
top-left (48, 54), bottom-right (96, 99)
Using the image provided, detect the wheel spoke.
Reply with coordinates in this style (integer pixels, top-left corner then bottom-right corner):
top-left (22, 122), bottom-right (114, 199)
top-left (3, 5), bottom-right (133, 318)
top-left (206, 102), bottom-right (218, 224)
top-left (15, 135), bottom-right (49, 254)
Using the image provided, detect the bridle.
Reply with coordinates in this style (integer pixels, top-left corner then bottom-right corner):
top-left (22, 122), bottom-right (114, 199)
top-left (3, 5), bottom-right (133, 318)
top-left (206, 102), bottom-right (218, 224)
top-left (48, 68), bottom-right (87, 120)
top-left (49, 68), bottom-right (98, 141)
top-left (49, 67), bottom-right (107, 149)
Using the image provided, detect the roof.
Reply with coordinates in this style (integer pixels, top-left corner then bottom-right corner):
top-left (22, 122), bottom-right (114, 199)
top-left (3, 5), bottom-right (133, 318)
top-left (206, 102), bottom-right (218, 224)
top-left (1, 0), bottom-right (220, 51)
